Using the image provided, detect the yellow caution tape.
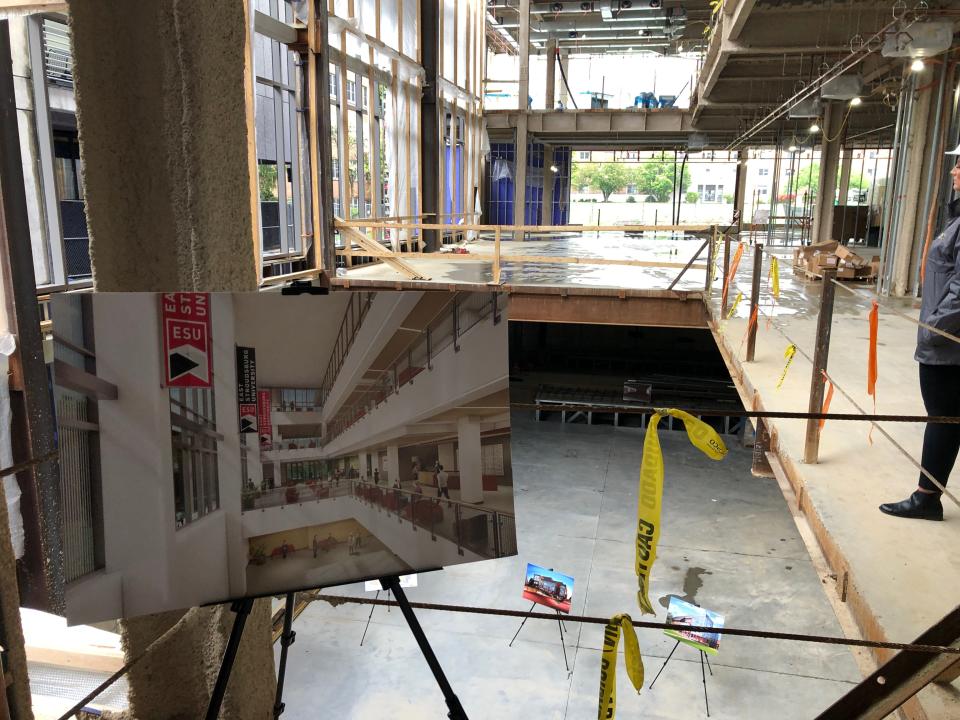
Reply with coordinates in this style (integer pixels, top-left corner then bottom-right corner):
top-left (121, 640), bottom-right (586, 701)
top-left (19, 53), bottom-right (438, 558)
top-left (598, 614), bottom-right (644, 720)
top-left (637, 409), bottom-right (727, 615)
top-left (776, 344), bottom-right (797, 389)
top-left (770, 256), bottom-right (780, 299)
top-left (726, 291), bottom-right (743, 319)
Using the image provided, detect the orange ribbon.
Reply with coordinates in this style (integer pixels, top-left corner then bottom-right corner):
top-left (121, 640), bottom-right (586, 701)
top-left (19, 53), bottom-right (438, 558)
top-left (819, 371), bottom-right (834, 432)
top-left (867, 300), bottom-right (879, 443)
top-left (721, 243), bottom-right (745, 311)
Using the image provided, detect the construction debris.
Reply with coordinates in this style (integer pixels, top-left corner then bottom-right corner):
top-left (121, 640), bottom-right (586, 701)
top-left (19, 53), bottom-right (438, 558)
top-left (792, 240), bottom-right (878, 281)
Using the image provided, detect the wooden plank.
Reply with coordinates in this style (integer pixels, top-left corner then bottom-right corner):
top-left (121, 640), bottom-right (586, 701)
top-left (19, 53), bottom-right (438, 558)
top-left (338, 225), bottom-right (429, 279)
top-left (345, 248), bottom-right (707, 270)
top-left (509, 294), bottom-right (709, 328)
top-left (390, 59), bottom-right (401, 252)
top-left (367, 46), bottom-right (380, 244)
top-left (803, 267), bottom-right (836, 463)
top-left (337, 220), bottom-right (714, 233)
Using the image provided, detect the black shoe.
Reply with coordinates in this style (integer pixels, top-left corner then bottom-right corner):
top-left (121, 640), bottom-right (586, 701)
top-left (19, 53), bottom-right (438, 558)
top-left (879, 491), bottom-right (944, 521)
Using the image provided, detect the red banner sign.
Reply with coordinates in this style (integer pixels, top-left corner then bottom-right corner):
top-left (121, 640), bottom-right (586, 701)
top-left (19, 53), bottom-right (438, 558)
top-left (161, 293), bottom-right (212, 387)
top-left (257, 390), bottom-right (272, 450)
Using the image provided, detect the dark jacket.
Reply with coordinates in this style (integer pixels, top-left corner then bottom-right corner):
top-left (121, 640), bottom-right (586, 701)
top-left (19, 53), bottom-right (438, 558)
top-left (916, 205), bottom-right (960, 365)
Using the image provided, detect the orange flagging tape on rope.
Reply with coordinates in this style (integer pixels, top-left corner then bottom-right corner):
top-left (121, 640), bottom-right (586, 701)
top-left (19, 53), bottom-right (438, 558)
top-left (867, 300), bottom-right (879, 443)
top-left (819, 371), bottom-right (834, 432)
top-left (721, 243), bottom-right (745, 310)
top-left (740, 304), bottom-right (759, 353)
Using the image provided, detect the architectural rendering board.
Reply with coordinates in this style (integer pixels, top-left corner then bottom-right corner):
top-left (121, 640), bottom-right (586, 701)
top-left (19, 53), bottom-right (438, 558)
top-left (51, 291), bottom-right (515, 624)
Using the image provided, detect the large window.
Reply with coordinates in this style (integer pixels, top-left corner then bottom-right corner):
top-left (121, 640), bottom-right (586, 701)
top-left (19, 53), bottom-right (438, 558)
top-left (170, 387), bottom-right (220, 528)
top-left (253, 0), bottom-right (308, 264)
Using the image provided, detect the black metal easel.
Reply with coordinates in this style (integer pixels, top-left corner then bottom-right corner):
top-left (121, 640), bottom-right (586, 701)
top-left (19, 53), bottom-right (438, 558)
top-left (508, 601), bottom-right (570, 672)
top-left (379, 575), bottom-right (469, 720)
top-left (648, 639), bottom-right (714, 717)
top-left (273, 592), bottom-right (297, 718)
top-left (360, 588), bottom-right (392, 646)
top-left (205, 597), bottom-right (255, 720)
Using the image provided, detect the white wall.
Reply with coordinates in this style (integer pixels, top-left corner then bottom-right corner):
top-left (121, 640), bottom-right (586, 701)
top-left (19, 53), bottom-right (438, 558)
top-left (320, 292), bottom-right (423, 423)
top-left (323, 315), bottom-right (508, 457)
top-left (76, 294), bottom-right (241, 624)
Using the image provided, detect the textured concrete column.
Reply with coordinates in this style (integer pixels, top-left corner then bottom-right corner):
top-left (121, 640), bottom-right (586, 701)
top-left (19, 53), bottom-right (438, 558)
top-left (66, 2), bottom-right (272, 718)
top-left (69, 0), bottom-right (259, 291)
top-left (733, 149), bottom-right (747, 228)
top-left (386, 445), bottom-right (400, 487)
top-left (811, 102), bottom-right (845, 245)
top-left (437, 442), bottom-right (456, 471)
top-left (457, 416), bottom-right (483, 504)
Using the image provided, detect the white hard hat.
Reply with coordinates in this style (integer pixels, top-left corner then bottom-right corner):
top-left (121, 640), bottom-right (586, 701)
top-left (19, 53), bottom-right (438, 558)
top-left (947, 142), bottom-right (960, 155)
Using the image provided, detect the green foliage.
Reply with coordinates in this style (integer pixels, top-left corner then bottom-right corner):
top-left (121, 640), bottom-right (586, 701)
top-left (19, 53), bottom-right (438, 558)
top-left (572, 162), bottom-right (631, 201)
top-left (793, 162), bottom-right (869, 198)
top-left (685, 190), bottom-right (699, 204)
top-left (630, 160), bottom-right (692, 203)
top-left (626, 195), bottom-right (636, 203)
top-left (723, 194), bottom-right (734, 204)
top-left (258, 163), bottom-right (279, 201)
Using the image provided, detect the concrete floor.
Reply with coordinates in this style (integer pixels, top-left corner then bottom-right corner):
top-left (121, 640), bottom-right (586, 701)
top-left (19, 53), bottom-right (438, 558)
top-left (274, 415), bottom-right (860, 718)
top-left (341, 232), bottom-right (712, 290)
top-left (716, 247), bottom-right (960, 718)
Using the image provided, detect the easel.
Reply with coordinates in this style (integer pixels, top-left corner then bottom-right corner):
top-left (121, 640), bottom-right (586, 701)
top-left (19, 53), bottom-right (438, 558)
top-left (360, 587), bottom-right (393, 646)
top-left (508, 601), bottom-right (570, 672)
top-left (648, 639), bottom-right (714, 717)
top-left (205, 578), bottom-right (469, 719)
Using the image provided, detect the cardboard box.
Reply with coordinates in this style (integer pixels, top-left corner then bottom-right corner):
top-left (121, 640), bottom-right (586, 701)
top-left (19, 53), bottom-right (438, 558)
top-left (836, 265), bottom-right (857, 279)
top-left (811, 252), bottom-right (838, 269)
top-left (835, 245), bottom-right (868, 268)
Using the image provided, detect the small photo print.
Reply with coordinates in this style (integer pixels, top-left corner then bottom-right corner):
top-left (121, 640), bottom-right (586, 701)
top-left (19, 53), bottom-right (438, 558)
top-left (664, 596), bottom-right (725, 655)
top-left (522, 563), bottom-right (574, 614)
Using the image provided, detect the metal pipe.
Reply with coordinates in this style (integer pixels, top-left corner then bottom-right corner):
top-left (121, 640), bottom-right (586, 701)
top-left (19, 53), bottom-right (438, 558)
top-left (878, 76), bottom-right (910, 296)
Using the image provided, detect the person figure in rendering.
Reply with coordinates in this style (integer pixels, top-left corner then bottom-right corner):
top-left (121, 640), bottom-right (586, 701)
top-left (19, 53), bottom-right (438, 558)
top-left (281, 539), bottom-right (289, 559)
top-left (880, 146), bottom-right (960, 521)
top-left (373, 468), bottom-right (380, 485)
top-left (312, 534), bottom-right (320, 559)
top-left (436, 464), bottom-right (450, 501)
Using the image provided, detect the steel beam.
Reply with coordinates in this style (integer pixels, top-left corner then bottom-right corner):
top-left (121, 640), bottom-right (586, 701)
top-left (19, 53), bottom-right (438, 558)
top-left (420, 0), bottom-right (440, 252)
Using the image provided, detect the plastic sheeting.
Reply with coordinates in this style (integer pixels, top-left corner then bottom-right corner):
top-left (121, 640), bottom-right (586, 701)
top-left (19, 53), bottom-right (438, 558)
top-left (0, 336), bottom-right (24, 559)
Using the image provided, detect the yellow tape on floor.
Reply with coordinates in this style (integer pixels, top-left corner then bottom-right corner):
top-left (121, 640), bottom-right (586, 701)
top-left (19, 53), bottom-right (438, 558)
top-left (598, 614), bottom-right (644, 720)
top-left (636, 409), bottom-right (728, 615)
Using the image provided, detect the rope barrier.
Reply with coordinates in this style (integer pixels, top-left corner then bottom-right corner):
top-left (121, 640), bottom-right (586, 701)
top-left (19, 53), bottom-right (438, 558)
top-left (510, 402), bottom-right (960, 425)
top-left (751, 303), bottom-right (960, 510)
top-left (307, 593), bottom-right (960, 656)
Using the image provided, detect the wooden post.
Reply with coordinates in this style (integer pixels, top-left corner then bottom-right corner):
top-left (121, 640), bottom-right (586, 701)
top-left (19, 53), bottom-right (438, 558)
top-left (706, 225), bottom-right (717, 293)
top-left (804, 268), bottom-right (837, 463)
top-left (493, 225), bottom-right (501, 284)
top-left (721, 233), bottom-right (731, 315)
top-left (746, 243), bottom-right (763, 361)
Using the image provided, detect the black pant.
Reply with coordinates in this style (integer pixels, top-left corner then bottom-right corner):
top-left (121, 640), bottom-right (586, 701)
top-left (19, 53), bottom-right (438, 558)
top-left (918, 363), bottom-right (960, 492)
top-left (437, 486), bottom-right (449, 499)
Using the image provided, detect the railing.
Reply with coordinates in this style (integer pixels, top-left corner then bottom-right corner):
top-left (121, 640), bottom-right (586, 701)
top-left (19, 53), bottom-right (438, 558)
top-left (318, 291), bottom-right (376, 406)
top-left (242, 476), bottom-right (353, 512)
top-left (334, 218), bottom-right (722, 289)
top-left (264, 387), bottom-right (323, 413)
top-left (325, 291), bottom-right (499, 441)
top-left (350, 479), bottom-right (517, 559)
top-left (272, 436), bottom-right (324, 451)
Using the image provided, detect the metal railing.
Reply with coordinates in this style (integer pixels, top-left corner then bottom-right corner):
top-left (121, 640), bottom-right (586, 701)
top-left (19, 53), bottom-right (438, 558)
top-left (350, 479), bottom-right (517, 559)
top-left (325, 292), bottom-right (499, 441)
top-left (242, 476), bottom-right (353, 512)
top-left (318, 291), bottom-right (376, 406)
top-left (264, 387), bottom-right (323, 412)
top-left (272, 436), bottom-right (324, 451)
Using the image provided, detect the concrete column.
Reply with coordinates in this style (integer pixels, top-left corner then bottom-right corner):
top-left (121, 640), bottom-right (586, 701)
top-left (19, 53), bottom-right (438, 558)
top-left (890, 76), bottom-right (934, 295)
top-left (457, 416), bottom-right (483, 504)
top-left (71, 0), bottom-right (259, 291)
top-left (837, 149), bottom-right (853, 206)
top-left (811, 102), bottom-right (845, 246)
top-left (513, 0), bottom-right (529, 238)
top-left (67, 2), bottom-right (272, 717)
top-left (558, 50), bottom-right (570, 107)
top-left (386, 445), bottom-right (400, 487)
top-left (438, 441), bottom-right (456, 471)
top-left (545, 38), bottom-right (557, 109)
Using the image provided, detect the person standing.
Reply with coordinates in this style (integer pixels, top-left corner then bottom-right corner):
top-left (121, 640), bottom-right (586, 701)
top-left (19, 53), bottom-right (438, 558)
top-left (436, 465), bottom-right (450, 500)
top-left (880, 148), bottom-right (960, 521)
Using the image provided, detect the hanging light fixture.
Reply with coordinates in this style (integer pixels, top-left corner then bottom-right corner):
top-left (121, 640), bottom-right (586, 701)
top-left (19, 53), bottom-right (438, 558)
top-left (849, 96), bottom-right (862, 107)
top-left (911, 57), bottom-right (926, 72)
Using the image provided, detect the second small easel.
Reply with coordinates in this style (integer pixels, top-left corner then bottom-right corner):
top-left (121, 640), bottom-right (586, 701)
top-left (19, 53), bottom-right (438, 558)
top-left (508, 601), bottom-right (570, 672)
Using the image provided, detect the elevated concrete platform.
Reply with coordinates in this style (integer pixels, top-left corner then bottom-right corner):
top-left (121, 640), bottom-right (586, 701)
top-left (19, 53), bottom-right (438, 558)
top-left (711, 247), bottom-right (960, 720)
